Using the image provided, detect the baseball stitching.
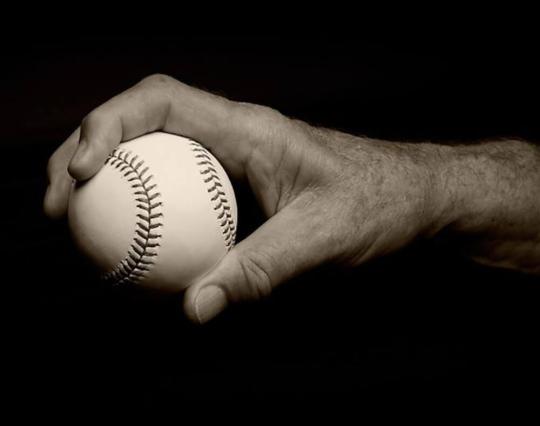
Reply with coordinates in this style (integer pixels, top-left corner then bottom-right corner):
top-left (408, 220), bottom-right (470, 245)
top-left (101, 149), bottom-right (163, 286)
top-left (189, 141), bottom-right (237, 250)
top-left (100, 140), bottom-right (235, 286)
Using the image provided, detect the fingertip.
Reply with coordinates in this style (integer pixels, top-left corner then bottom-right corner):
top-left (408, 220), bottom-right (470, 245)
top-left (67, 142), bottom-right (101, 181)
top-left (67, 144), bottom-right (88, 180)
top-left (67, 162), bottom-right (88, 182)
top-left (183, 277), bottom-right (229, 324)
top-left (198, 286), bottom-right (228, 324)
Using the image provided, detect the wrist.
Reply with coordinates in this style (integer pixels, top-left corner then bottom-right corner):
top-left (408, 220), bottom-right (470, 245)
top-left (426, 142), bottom-right (497, 236)
top-left (387, 141), bottom-right (498, 238)
top-left (423, 143), bottom-right (471, 235)
top-left (429, 140), bottom-right (540, 236)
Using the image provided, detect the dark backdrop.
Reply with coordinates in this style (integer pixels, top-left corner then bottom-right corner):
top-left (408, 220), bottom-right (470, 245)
top-left (3, 35), bottom-right (540, 409)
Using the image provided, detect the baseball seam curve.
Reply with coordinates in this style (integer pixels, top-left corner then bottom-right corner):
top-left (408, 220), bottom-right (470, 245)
top-left (101, 149), bottom-right (163, 286)
top-left (190, 141), bottom-right (237, 250)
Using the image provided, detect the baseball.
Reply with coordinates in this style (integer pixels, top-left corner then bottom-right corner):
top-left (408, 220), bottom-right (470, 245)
top-left (68, 132), bottom-right (237, 292)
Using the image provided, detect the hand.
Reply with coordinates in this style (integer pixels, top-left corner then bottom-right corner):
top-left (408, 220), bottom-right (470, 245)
top-left (52, 74), bottom-right (536, 324)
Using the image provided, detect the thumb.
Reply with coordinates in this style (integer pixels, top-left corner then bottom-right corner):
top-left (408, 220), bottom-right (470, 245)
top-left (184, 200), bottom-right (331, 324)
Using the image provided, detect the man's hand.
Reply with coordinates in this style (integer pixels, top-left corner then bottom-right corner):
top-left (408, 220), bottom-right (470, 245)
top-left (44, 74), bottom-right (540, 323)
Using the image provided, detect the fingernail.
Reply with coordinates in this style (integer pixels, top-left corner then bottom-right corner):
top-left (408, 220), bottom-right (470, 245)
top-left (69, 140), bottom-right (88, 169)
top-left (194, 286), bottom-right (228, 324)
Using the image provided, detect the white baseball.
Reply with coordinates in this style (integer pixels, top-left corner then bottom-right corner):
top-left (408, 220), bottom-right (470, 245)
top-left (68, 132), bottom-right (237, 292)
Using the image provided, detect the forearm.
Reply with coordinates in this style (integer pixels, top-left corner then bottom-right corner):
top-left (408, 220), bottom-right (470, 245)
top-left (434, 139), bottom-right (540, 273)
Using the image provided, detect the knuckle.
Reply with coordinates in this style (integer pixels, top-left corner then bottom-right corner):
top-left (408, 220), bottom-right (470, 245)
top-left (139, 73), bottom-right (175, 87)
top-left (232, 102), bottom-right (290, 145)
top-left (236, 251), bottom-right (274, 300)
top-left (81, 109), bottom-right (107, 130)
top-left (237, 102), bottom-right (284, 124)
top-left (261, 105), bottom-right (288, 129)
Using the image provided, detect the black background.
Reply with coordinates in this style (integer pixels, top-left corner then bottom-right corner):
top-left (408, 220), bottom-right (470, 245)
top-left (3, 33), bottom-right (540, 409)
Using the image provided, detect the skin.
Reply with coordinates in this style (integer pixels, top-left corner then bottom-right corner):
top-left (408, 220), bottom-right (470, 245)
top-left (44, 74), bottom-right (540, 323)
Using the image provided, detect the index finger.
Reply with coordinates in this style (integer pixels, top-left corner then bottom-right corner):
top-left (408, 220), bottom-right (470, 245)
top-left (68, 74), bottom-right (263, 182)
